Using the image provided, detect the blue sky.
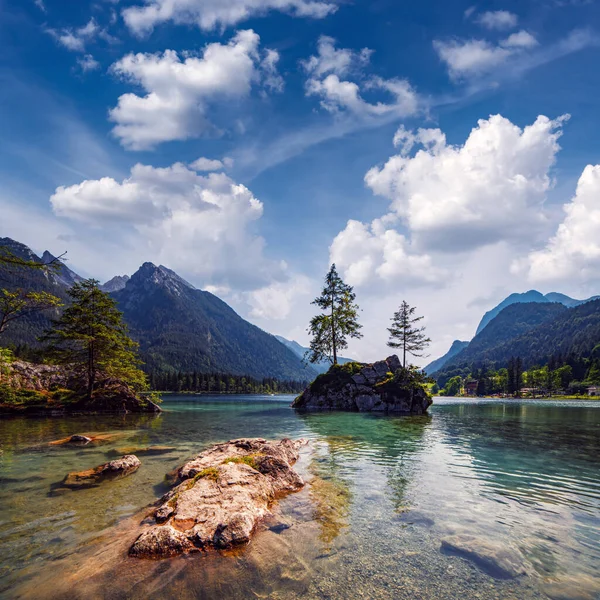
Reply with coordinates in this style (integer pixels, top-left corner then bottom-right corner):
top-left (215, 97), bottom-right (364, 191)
top-left (2, 0), bottom-right (600, 363)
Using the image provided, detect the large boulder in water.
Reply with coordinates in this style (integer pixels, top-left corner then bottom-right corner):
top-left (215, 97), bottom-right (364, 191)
top-left (292, 355), bottom-right (432, 414)
top-left (129, 438), bottom-right (307, 559)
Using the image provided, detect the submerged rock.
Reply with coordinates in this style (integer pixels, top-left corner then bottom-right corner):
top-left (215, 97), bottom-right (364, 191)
top-left (292, 355), bottom-right (432, 414)
top-left (62, 455), bottom-right (141, 489)
top-left (542, 574), bottom-right (600, 600)
top-left (129, 438), bottom-right (307, 559)
top-left (441, 534), bottom-right (525, 579)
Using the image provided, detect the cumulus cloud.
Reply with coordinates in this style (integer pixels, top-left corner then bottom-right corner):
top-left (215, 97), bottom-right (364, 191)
top-left (434, 30), bottom-right (538, 79)
top-left (476, 10), bottom-right (518, 30)
top-left (246, 275), bottom-right (312, 320)
top-left (109, 30), bottom-right (280, 150)
top-left (49, 162), bottom-right (280, 288)
top-left (303, 37), bottom-right (420, 118)
top-left (514, 164), bottom-right (600, 283)
top-left (122, 0), bottom-right (337, 36)
top-left (330, 217), bottom-right (444, 289)
top-left (364, 114), bottom-right (568, 251)
top-left (189, 157), bottom-right (233, 171)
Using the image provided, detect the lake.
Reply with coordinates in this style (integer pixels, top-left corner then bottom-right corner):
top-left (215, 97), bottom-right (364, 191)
top-left (1, 395), bottom-right (599, 599)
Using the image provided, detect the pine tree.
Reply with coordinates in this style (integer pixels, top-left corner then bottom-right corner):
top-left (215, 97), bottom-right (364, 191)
top-left (42, 279), bottom-right (146, 400)
top-left (306, 264), bottom-right (362, 365)
top-left (0, 289), bottom-right (62, 337)
top-left (387, 301), bottom-right (431, 368)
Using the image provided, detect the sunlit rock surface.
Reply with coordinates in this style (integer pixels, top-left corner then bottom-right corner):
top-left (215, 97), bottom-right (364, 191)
top-left (129, 438), bottom-right (307, 558)
top-left (62, 455), bottom-right (141, 489)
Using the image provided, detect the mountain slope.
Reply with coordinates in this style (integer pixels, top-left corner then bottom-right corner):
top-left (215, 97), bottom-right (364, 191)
top-left (101, 275), bottom-right (130, 293)
top-left (481, 299), bottom-right (600, 368)
top-left (447, 302), bottom-right (567, 370)
top-left (0, 238), bottom-right (69, 346)
top-left (476, 290), bottom-right (600, 334)
top-left (425, 340), bottom-right (469, 375)
top-left (40, 251), bottom-right (83, 288)
top-left (275, 335), bottom-right (354, 374)
top-left (113, 263), bottom-right (316, 381)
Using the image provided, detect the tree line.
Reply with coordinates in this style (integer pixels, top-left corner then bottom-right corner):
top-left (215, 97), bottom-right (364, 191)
top-left (439, 351), bottom-right (600, 397)
top-left (147, 370), bottom-right (308, 394)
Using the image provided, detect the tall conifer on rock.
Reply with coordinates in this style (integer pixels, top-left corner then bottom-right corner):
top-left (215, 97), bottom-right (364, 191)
top-left (387, 301), bottom-right (431, 368)
top-left (306, 264), bottom-right (362, 365)
top-left (42, 279), bottom-right (146, 400)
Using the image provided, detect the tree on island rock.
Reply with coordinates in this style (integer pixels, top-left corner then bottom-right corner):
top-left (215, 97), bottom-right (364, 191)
top-left (306, 264), bottom-right (362, 366)
top-left (42, 279), bottom-right (147, 400)
top-left (387, 301), bottom-right (431, 368)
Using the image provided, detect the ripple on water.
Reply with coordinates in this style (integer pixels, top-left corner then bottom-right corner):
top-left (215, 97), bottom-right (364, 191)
top-left (0, 395), bottom-right (599, 599)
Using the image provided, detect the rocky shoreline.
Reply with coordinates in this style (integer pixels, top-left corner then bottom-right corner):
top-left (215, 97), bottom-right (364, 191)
top-left (292, 355), bottom-right (432, 414)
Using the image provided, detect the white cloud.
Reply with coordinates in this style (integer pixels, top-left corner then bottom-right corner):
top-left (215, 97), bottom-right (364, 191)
top-left (77, 54), bottom-right (100, 72)
top-left (365, 114), bottom-right (569, 251)
top-left (189, 157), bottom-right (232, 171)
top-left (476, 10), bottom-right (518, 30)
top-left (109, 30), bottom-right (280, 150)
top-left (122, 0), bottom-right (337, 36)
top-left (49, 162), bottom-right (280, 288)
top-left (34, 0), bottom-right (47, 13)
top-left (303, 37), bottom-right (420, 118)
top-left (261, 49), bottom-right (285, 93)
top-left (301, 35), bottom-right (372, 78)
top-left (515, 164), bottom-right (600, 283)
top-left (46, 18), bottom-right (102, 53)
top-left (434, 30), bottom-right (538, 79)
top-left (247, 275), bottom-right (312, 320)
top-left (503, 30), bottom-right (538, 49)
top-left (330, 217), bottom-right (444, 289)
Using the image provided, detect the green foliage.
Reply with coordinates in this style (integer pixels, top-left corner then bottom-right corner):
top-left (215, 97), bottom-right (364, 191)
top-left (441, 375), bottom-right (462, 397)
top-left (387, 301), bottom-right (431, 368)
top-left (306, 264), bottom-right (362, 366)
top-left (42, 279), bottom-right (147, 399)
top-left (309, 361), bottom-right (364, 394)
top-left (375, 366), bottom-right (432, 396)
top-left (0, 384), bottom-right (76, 407)
top-left (148, 369), bottom-right (307, 394)
top-left (0, 289), bottom-right (62, 337)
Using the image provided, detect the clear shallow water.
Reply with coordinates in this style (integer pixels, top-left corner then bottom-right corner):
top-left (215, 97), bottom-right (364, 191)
top-left (0, 395), bottom-right (599, 599)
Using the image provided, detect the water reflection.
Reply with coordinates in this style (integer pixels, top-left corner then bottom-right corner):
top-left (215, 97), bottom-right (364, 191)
top-left (0, 396), bottom-right (599, 599)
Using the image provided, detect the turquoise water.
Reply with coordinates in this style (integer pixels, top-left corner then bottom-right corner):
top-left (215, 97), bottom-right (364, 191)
top-left (0, 396), bottom-right (599, 599)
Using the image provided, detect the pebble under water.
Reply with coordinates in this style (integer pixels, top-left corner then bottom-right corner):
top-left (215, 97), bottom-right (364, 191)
top-left (0, 395), bottom-right (599, 599)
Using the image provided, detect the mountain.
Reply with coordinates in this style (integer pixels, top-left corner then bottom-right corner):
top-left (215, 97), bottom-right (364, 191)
top-left (113, 263), bottom-right (316, 381)
top-left (476, 290), bottom-right (600, 335)
top-left (275, 335), bottom-right (354, 374)
top-left (40, 251), bottom-right (83, 288)
top-left (0, 238), bottom-right (69, 346)
top-left (435, 302), bottom-right (571, 385)
top-left (424, 340), bottom-right (469, 375)
top-left (100, 275), bottom-right (130, 293)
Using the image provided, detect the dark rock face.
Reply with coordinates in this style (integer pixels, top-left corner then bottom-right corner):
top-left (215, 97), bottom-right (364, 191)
top-left (62, 455), bottom-right (141, 489)
top-left (292, 355), bottom-right (432, 415)
top-left (129, 438), bottom-right (306, 559)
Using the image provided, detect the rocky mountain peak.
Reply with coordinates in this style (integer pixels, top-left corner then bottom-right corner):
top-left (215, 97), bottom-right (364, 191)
top-left (127, 262), bottom-right (196, 296)
top-left (100, 275), bottom-right (130, 293)
top-left (41, 250), bottom-right (83, 288)
top-left (0, 237), bottom-right (40, 263)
